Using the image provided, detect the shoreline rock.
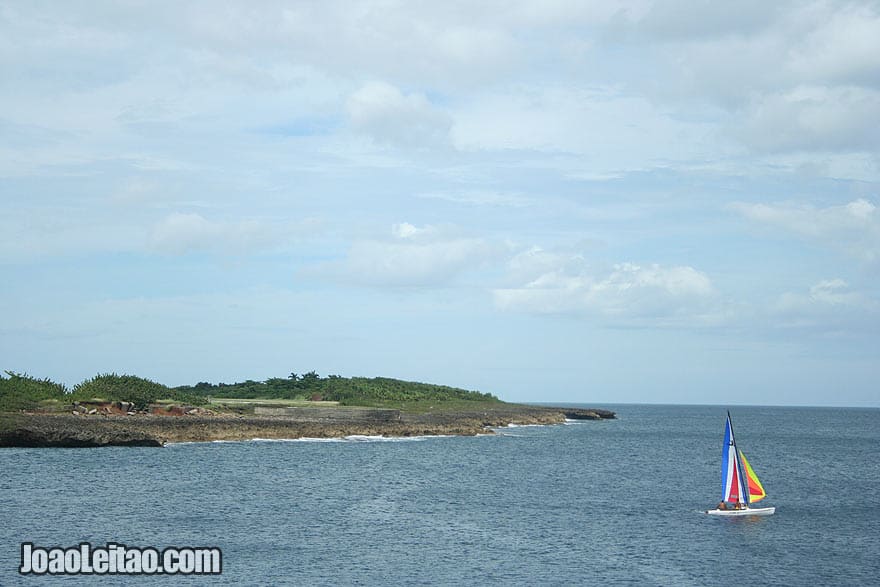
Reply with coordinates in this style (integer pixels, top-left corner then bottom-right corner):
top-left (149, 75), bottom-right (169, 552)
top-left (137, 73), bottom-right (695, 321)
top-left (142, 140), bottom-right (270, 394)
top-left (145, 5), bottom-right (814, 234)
top-left (0, 405), bottom-right (615, 448)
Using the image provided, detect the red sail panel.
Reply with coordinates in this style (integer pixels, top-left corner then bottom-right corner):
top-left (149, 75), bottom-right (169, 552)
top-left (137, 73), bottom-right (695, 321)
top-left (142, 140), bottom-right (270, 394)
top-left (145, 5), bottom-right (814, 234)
top-left (747, 475), bottom-right (764, 501)
top-left (726, 463), bottom-right (740, 502)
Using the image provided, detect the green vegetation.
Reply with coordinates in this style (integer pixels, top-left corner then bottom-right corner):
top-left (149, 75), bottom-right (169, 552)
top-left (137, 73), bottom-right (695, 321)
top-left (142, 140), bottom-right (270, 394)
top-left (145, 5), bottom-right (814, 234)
top-left (0, 370), bottom-right (501, 413)
top-left (71, 373), bottom-right (207, 410)
top-left (0, 371), bottom-right (68, 412)
top-left (175, 372), bottom-right (499, 407)
top-left (0, 371), bottom-right (207, 412)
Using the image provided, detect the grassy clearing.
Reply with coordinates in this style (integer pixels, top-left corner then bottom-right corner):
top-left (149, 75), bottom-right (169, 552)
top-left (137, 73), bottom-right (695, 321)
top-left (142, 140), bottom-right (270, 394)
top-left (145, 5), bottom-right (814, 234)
top-left (205, 397), bottom-right (506, 414)
top-left (209, 397), bottom-right (340, 407)
top-left (339, 398), bottom-right (508, 413)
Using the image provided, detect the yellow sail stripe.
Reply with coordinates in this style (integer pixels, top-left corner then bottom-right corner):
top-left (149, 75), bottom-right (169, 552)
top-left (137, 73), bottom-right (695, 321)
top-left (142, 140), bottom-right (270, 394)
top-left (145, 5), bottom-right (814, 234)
top-left (739, 451), bottom-right (767, 502)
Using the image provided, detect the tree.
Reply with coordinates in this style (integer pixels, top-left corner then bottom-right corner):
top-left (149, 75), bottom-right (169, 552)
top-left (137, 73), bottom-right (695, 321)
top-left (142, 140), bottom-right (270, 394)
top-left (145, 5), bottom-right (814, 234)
top-left (301, 371), bottom-right (320, 389)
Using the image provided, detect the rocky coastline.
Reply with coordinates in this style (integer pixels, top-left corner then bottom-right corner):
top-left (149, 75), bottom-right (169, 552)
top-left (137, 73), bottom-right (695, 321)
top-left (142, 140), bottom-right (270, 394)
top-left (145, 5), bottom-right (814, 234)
top-left (0, 405), bottom-right (615, 448)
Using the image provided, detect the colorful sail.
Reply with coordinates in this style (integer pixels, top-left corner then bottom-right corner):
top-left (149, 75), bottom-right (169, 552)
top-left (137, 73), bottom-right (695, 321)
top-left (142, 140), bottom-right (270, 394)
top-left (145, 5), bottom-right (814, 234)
top-left (707, 412), bottom-right (775, 516)
top-left (740, 451), bottom-right (767, 502)
top-left (720, 413), bottom-right (743, 503)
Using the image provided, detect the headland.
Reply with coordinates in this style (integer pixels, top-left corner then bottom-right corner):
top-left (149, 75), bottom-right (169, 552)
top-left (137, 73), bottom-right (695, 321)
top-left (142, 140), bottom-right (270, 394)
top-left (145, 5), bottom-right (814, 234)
top-left (0, 371), bottom-right (615, 447)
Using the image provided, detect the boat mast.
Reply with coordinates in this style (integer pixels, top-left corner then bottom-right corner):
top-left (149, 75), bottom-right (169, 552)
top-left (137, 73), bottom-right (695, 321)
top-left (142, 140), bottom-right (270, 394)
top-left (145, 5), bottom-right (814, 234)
top-left (727, 411), bottom-right (750, 507)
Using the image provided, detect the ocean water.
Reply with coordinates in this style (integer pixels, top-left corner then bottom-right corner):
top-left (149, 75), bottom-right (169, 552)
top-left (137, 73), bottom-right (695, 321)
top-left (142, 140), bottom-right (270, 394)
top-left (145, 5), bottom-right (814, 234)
top-left (2, 404), bottom-right (878, 585)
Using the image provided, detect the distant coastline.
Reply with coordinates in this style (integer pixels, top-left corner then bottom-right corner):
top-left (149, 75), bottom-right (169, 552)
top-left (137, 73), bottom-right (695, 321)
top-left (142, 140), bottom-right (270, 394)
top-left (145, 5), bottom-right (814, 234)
top-left (0, 371), bottom-right (614, 447)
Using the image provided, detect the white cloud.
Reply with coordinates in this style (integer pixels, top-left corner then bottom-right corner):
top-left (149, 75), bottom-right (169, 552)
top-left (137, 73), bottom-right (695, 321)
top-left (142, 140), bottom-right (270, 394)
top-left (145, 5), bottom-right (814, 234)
top-left (148, 212), bottom-right (284, 255)
top-left (607, 1), bottom-right (880, 164)
top-left (787, 4), bottom-right (880, 87)
top-left (5, 0), bottom-right (877, 181)
top-left (730, 199), bottom-right (880, 262)
top-left (773, 279), bottom-right (879, 332)
top-left (0, 206), bottom-right (143, 262)
top-left (346, 82), bottom-right (452, 149)
top-left (494, 248), bottom-right (718, 326)
top-left (418, 190), bottom-right (535, 208)
top-left (391, 222), bottom-right (424, 239)
top-left (451, 87), bottom-right (714, 166)
top-left (808, 279), bottom-right (864, 306)
top-left (177, 3), bottom-right (524, 89)
top-left (626, 1), bottom-right (880, 95)
top-left (736, 86), bottom-right (880, 153)
top-left (629, 0), bottom-right (780, 41)
top-left (330, 222), bottom-right (508, 287)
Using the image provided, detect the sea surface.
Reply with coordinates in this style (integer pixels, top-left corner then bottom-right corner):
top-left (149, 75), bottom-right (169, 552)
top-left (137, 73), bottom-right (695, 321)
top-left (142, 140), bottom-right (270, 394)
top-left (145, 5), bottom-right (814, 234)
top-left (2, 404), bottom-right (878, 585)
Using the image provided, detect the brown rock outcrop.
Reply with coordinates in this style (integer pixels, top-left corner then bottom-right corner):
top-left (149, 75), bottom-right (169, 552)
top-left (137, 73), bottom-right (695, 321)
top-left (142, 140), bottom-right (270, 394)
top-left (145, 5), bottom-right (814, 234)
top-left (0, 404), bottom-right (614, 448)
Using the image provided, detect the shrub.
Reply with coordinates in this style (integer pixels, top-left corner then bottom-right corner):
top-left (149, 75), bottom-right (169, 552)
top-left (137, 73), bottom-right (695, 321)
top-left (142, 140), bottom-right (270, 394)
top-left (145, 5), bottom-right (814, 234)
top-left (71, 373), bottom-right (170, 410)
top-left (0, 371), bottom-right (68, 412)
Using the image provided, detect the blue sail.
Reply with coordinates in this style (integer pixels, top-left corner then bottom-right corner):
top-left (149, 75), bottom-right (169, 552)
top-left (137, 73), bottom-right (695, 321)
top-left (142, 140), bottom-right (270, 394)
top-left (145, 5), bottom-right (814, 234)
top-left (720, 412), bottom-right (746, 504)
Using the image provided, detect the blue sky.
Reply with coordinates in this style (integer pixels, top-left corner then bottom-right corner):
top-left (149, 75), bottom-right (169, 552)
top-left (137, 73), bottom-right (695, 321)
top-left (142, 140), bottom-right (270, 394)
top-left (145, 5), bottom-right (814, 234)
top-left (2, 1), bottom-right (879, 406)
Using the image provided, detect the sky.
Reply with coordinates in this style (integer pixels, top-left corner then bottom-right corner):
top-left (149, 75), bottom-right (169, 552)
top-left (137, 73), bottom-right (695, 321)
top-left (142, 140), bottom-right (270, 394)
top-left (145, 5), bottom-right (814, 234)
top-left (1, 1), bottom-right (879, 407)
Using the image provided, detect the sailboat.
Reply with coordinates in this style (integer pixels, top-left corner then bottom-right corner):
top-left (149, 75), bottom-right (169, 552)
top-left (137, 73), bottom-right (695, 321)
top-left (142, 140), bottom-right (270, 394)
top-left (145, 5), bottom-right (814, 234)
top-left (705, 411), bottom-right (775, 516)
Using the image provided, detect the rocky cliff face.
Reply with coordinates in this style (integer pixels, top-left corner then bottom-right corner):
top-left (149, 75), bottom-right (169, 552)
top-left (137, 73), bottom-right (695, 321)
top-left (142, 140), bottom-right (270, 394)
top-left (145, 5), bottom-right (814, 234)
top-left (0, 405), bottom-right (614, 448)
top-left (0, 416), bottom-right (163, 447)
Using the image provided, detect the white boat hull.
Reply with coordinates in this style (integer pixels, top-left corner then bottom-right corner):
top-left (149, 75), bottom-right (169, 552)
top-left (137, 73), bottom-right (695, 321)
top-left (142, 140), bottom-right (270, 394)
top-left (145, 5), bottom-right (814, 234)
top-left (705, 506), bottom-right (775, 516)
